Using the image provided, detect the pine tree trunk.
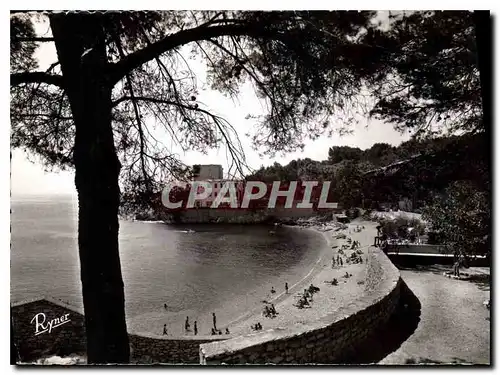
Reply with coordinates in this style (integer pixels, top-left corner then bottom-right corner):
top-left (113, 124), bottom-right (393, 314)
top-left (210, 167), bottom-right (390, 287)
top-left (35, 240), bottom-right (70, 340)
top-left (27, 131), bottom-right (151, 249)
top-left (50, 14), bottom-right (130, 364)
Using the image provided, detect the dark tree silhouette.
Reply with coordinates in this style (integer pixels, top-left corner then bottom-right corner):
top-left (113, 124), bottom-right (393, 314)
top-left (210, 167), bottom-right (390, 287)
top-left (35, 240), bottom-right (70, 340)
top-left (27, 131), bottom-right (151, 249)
top-left (365, 11), bottom-right (484, 137)
top-left (360, 11), bottom-right (490, 258)
top-left (422, 180), bottom-right (489, 258)
top-left (327, 145), bottom-right (363, 164)
top-left (333, 161), bottom-right (363, 209)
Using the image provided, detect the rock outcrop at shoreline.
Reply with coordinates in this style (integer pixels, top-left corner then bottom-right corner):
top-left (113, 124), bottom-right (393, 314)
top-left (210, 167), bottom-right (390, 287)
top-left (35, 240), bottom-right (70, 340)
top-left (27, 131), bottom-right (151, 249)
top-left (157, 210), bottom-right (341, 225)
top-left (163, 212), bottom-right (271, 224)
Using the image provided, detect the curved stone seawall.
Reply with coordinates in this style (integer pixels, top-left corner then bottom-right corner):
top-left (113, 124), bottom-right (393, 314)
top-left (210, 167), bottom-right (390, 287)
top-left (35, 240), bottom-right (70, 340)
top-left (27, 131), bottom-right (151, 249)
top-left (199, 246), bottom-right (402, 364)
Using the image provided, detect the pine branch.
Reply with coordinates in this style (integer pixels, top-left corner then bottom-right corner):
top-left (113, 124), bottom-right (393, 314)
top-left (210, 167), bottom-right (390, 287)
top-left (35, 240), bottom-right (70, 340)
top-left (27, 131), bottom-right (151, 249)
top-left (109, 22), bottom-right (276, 85)
top-left (10, 71), bottom-right (64, 88)
top-left (12, 37), bottom-right (55, 42)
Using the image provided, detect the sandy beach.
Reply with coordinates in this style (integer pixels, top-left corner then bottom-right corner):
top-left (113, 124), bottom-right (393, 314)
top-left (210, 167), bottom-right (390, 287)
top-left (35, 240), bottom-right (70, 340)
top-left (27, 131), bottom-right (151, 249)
top-left (228, 220), bottom-right (378, 336)
top-left (127, 219), bottom-right (378, 338)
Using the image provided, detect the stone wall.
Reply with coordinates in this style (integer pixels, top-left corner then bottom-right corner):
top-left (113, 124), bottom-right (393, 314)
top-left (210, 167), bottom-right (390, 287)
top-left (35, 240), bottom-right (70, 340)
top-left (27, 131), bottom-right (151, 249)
top-left (199, 247), bottom-right (402, 364)
top-left (129, 333), bottom-right (227, 364)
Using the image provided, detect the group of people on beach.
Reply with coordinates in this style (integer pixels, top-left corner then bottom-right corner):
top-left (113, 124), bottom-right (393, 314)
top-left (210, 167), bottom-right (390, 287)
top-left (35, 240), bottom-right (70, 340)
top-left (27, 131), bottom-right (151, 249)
top-left (184, 316), bottom-right (198, 335)
top-left (326, 277), bottom-right (338, 286)
top-left (328, 226), bottom-right (366, 284)
top-left (332, 230), bottom-right (366, 269)
top-left (295, 283), bottom-right (320, 309)
top-left (210, 327), bottom-right (219, 335)
top-left (263, 303), bottom-right (278, 318)
top-left (251, 282), bottom-right (291, 330)
top-left (162, 224), bottom-right (367, 337)
top-left (162, 310), bottom-right (230, 336)
top-left (349, 239), bottom-right (361, 250)
top-left (270, 281), bottom-right (291, 297)
top-left (211, 327), bottom-right (230, 335)
top-left (332, 254), bottom-right (344, 268)
top-left (348, 225), bottom-right (364, 234)
top-left (251, 322), bottom-right (263, 331)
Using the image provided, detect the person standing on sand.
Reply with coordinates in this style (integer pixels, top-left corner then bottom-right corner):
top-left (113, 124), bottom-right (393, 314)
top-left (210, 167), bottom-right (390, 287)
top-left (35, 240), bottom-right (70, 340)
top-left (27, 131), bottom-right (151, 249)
top-left (163, 324), bottom-right (168, 335)
top-left (164, 303), bottom-right (167, 310)
top-left (212, 312), bottom-right (217, 331)
top-left (185, 316), bottom-right (190, 333)
top-left (285, 282), bottom-right (289, 294)
top-left (194, 321), bottom-right (198, 335)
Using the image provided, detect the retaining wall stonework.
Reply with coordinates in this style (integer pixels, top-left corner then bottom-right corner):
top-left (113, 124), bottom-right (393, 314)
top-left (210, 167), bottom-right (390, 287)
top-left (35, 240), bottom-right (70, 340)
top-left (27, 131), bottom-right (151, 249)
top-left (129, 333), bottom-right (227, 364)
top-left (199, 247), bottom-right (402, 364)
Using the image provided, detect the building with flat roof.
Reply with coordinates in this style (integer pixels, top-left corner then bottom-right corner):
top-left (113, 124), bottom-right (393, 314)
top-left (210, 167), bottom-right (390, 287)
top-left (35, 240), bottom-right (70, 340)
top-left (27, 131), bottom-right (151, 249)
top-left (192, 164), bottom-right (224, 180)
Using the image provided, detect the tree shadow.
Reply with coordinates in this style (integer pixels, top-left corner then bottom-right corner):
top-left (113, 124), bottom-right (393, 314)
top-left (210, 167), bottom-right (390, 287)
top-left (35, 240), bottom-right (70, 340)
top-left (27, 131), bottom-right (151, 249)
top-left (396, 262), bottom-right (491, 292)
top-left (346, 280), bottom-right (422, 364)
top-left (465, 274), bottom-right (491, 292)
top-left (396, 263), bottom-right (451, 275)
top-left (390, 255), bottom-right (489, 269)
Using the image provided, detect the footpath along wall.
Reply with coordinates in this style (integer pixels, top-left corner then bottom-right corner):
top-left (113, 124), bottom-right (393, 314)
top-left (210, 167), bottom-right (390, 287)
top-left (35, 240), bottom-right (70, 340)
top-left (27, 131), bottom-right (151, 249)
top-left (199, 246), bottom-right (402, 364)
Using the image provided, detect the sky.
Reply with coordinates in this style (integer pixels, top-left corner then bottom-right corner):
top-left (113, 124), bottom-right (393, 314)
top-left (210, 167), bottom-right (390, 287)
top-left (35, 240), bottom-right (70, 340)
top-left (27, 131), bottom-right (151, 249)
top-left (10, 13), bottom-right (410, 196)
